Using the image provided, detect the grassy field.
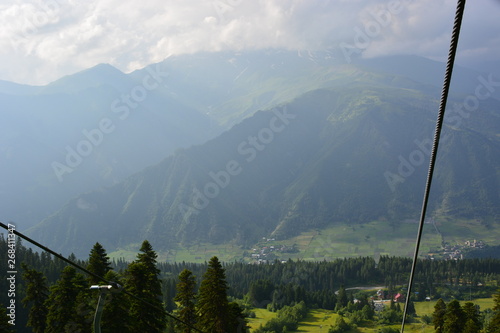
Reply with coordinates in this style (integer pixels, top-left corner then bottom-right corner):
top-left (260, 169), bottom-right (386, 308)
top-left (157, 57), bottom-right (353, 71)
top-left (246, 297), bottom-right (495, 332)
top-left (255, 220), bottom-right (443, 261)
top-left (295, 309), bottom-right (339, 332)
top-left (438, 217), bottom-right (500, 246)
top-left (247, 307), bottom-right (432, 332)
top-left (108, 218), bottom-right (500, 262)
top-left (247, 308), bottom-right (340, 333)
top-left (247, 308), bottom-right (278, 331)
top-left (415, 298), bottom-right (495, 316)
top-left (283, 218), bottom-right (500, 261)
top-left (109, 242), bottom-right (246, 262)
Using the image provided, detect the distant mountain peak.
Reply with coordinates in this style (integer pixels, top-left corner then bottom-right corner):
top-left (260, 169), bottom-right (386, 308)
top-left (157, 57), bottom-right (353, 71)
top-left (81, 63), bottom-right (124, 76)
top-left (40, 63), bottom-right (128, 94)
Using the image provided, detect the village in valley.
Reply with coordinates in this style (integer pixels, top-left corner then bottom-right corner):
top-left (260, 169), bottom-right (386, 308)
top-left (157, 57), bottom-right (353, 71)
top-left (426, 239), bottom-right (487, 260)
top-left (246, 236), bottom-right (300, 264)
top-left (246, 232), bottom-right (489, 264)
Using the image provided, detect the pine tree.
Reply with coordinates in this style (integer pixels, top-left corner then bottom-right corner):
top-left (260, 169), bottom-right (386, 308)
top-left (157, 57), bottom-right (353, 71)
top-left (87, 242), bottom-right (112, 285)
top-left (174, 269), bottom-right (197, 333)
top-left (361, 304), bottom-right (374, 320)
top-left (329, 315), bottom-right (350, 333)
top-left (0, 305), bottom-right (13, 332)
top-left (463, 319), bottom-right (480, 333)
top-left (196, 256), bottom-right (230, 333)
top-left (72, 281), bottom-right (94, 333)
top-left (227, 301), bottom-right (249, 332)
top-left (165, 317), bottom-right (176, 333)
top-left (443, 299), bottom-right (465, 333)
top-left (336, 285), bottom-right (348, 309)
top-left (487, 290), bottom-right (500, 333)
top-left (101, 270), bottom-right (133, 333)
top-left (45, 266), bottom-right (92, 333)
top-left (21, 263), bottom-right (48, 333)
top-left (405, 300), bottom-right (416, 316)
top-left (164, 278), bottom-right (177, 312)
top-left (247, 279), bottom-right (274, 308)
top-left (125, 240), bottom-right (167, 333)
top-left (433, 298), bottom-right (447, 333)
top-left (462, 302), bottom-right (481, 333)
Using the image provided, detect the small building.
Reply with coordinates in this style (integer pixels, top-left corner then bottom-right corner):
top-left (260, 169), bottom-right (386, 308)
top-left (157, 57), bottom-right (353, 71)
top-left (376, 289), bottom-right (386, 300)
top-left (394, 293), bottom-right (405, 303)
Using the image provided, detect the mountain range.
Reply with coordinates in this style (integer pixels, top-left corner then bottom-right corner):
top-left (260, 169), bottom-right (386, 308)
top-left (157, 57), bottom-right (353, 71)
top-left (16, 51), bottom-right (499, 257)
top-left (0, 63), bottom-right (217, 229)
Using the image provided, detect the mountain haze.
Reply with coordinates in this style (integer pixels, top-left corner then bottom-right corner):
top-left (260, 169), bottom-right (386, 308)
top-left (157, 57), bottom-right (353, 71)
top-left (6, 50), bottom-right (479, 230)
top-left (28, 65), bottom-right (500, 257)
top-left (0, 63), bottom-right (218, 229)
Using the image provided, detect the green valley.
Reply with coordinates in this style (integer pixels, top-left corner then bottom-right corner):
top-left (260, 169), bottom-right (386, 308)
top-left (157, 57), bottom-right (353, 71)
top-left (108, 218), bottom-right (500, 263)
top-left (28, 78), bottom-right (500, 258)
top-left (2, 2), bottom-right (500, 331)
top-left (248, 298), bottom-right (496, 332)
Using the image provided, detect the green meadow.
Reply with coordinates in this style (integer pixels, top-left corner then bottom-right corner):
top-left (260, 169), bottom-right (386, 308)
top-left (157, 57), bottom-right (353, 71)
top-left (247, 298), bottom-right (495, 332)
top-left (248, 308), bottom-right (278, 331)
top-left (108, 218), bottom-right (500, 262)
top-left (250, 219), bottom-right (443, 261)
top-left (414, 298), bottom-right (495, 316)
top-left (109, 242), bottom-right (245, 262)
top-left (295, 309), bottom-right (340, 332)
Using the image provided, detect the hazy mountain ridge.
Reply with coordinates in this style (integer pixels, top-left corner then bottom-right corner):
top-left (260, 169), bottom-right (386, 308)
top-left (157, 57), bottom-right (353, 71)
top-left (27, 73), bottom-right (500, 257)
top-left (2, 50), bottom-right (447, 229)
top-left (3, 51), bottom-right (499, 255)
top-left (0, 64), bottom-right (218, 229)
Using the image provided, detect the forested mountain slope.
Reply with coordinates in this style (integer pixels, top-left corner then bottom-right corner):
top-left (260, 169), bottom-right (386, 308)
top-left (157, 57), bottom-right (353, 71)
top-left (28, 67), bottom-right (500, 257)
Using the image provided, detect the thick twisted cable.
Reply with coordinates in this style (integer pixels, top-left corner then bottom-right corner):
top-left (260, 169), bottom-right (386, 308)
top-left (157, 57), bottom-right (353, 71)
top-left (400, 0), bottom-right (467, 331)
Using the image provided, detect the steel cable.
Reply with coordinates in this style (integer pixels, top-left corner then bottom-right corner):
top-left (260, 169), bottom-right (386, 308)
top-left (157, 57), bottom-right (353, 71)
top-left (0, 221), bottom-right (204, 333)
top-left (400, 0), bottom-right (467, 331)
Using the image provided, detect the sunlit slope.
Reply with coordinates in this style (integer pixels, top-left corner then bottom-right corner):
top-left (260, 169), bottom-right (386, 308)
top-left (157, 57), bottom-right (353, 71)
top-left (28, 72), bottom-right (500, 257)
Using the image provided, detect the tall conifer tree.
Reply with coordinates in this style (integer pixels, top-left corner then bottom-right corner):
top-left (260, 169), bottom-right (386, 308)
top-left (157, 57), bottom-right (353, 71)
top-left (0, 305), bottom-right (13, 332)
top-left (45, 266), bottom-right (91, 333)
top-left (462, 302), bottom-right (481, 333)
top-left (433, 298), bottom-right (447, 333)
top-left (336, 285), bottom-right (348, 309)
top-left (21, 264), bottom-right (48, 333)
top-left (443, 299), bottom-right (465, 333)
top-left (101, 270), bottom-right (133, 333)
top-left (87, 242), bottom-right (112, 285)
top-left (487, 290), bottom-right (500, 333)
top-left (125, 240), bottom-right (167, 333)
top-left (174, 269), bottom-right (197, 333)
top-left (227, 301), bottom-right (248, 332)
top-left (196, 256), bottom-right (230, 333)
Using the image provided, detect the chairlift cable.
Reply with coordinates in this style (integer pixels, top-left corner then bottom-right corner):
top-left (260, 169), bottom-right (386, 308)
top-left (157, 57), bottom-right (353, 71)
top-left (0, 221), bottom-right (204, 333)
top-left (400, 0), bottom-right (467, 331)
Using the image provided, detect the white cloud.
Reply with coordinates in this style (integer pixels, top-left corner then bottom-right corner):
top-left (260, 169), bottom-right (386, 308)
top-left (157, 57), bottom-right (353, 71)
top-left (0, 0), bottom-right (498, 85)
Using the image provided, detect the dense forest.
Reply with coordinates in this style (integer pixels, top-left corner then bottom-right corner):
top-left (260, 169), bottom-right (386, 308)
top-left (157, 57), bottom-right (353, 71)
top-left (1, 235), bottom-right (500, 332)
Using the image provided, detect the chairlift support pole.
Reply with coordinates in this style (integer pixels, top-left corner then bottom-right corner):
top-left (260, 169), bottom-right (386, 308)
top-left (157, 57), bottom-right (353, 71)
top-left (90, 284), bottom-right (122, 333)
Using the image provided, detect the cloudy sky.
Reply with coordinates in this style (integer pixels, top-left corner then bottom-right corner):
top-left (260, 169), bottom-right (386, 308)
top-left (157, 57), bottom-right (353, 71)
top-left (1, 0), bottom-right (499, 85)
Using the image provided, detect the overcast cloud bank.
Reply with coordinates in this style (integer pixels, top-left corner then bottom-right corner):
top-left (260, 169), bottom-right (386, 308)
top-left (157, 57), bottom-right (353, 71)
top-left (0, 0), bottom-right (498, 85)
